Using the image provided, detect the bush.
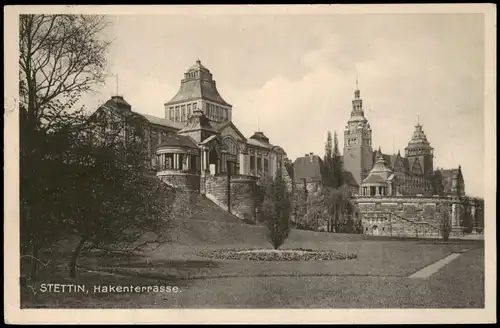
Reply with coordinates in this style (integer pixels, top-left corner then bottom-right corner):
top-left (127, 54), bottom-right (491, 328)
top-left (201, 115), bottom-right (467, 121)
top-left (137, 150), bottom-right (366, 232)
top-left (436, 203), bottom-right (452, 241)
top-left (260, 174), bottom-right (292, 249)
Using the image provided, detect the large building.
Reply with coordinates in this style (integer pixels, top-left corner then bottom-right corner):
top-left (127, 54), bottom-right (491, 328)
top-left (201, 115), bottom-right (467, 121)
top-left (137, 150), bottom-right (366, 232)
top-left (87, 60), bottom-right (290, 220)
top-left (343, 84), bottom-right (464, 198)
top-left (290, 83), bottom-right (465, 199)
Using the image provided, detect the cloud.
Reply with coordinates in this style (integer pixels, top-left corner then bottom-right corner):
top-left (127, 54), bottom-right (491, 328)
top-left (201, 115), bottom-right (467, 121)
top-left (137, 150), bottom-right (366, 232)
top-left (85, 13), bottom-right (485, 197)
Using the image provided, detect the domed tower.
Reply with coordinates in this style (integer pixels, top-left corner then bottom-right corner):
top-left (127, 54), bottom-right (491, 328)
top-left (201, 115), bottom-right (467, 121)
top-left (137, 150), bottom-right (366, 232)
top-left (164, 59), bottom-right (233, 125)
top-left (343, 81), bottom-right (373, 187)
top-left (404, 122), bottom-right (434, 177)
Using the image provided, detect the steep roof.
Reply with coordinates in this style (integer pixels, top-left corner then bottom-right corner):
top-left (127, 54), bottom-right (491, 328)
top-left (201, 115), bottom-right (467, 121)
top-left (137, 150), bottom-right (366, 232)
top-left (177, 109), bottom-right (218, 135)
top-left (293, 154), bottom-right (323, 183)
top-left (103, 95), bottom-right (132, 112)
top-left (406, 123), bottom-right (432, 149)
top-left (165, 60), bottom-right (232, 107)
top-left (213, 121), bottom-right (247, 141)
top-left (362, 174), bottom-right (387, 184)
top-left (137, 113), bottom-right (184, 130)
top-left (158, 134), bottom-right (198, 149)
top-left (247, 131), bottom-right (273, 149)
top-left (342, 171), bottom-right (359, 188)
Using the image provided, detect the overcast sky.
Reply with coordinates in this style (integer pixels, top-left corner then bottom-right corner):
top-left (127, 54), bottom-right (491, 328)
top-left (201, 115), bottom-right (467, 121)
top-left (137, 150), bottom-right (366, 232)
top-left (84, 12), bottom-right (485, 197)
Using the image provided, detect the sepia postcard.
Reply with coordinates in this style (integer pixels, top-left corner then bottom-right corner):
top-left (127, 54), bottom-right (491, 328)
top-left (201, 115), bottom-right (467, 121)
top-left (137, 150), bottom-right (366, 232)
top-left (4, 4), bottom-right (497, 325)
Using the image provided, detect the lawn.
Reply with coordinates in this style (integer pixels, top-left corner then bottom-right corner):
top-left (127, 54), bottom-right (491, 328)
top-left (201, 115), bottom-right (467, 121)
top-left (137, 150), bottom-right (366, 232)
top-left (21, 232), bottom-right (484, 309)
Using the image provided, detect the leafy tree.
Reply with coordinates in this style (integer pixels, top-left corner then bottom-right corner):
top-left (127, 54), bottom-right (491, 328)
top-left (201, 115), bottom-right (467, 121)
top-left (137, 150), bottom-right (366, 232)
top-left (296, 191), bottom-right (325, 231)
top-left (436, 203), bottom-right (452, 241)
top-left (323, 186), bottom-right (354, 233)
top-left (261, 173), bottom-right (292, 249)
top-left (332, 131), bottom-right (344, 187)
top-left (19, 14), bottom-right (112, 279)
top-left (459, 198), bottom-right (474, 234)
top-left (323, 131), bottom-right (344, 189)
top-left (60, 113), bottom-right (176, 278)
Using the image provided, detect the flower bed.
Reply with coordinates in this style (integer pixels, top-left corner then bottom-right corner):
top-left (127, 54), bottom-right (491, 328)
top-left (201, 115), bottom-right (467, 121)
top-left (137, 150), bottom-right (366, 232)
top-left (197, 248), bottom-right (358, 261)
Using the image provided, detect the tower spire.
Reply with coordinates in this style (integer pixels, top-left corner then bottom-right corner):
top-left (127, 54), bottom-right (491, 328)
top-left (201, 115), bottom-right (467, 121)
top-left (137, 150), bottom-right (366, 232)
top-left (417, 112), bottom-right (420, 126)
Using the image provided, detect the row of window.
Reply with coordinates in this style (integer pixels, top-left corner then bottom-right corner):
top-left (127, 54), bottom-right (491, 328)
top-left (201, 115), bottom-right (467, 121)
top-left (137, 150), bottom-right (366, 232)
top-left (168, 102), bottom-right (229, 123)
top-left (169, 102), bottom-right (198, 122)
top-left (249, 155), bottom-right (269, 173)
top-left (206, 103), bottom-right (227, 122)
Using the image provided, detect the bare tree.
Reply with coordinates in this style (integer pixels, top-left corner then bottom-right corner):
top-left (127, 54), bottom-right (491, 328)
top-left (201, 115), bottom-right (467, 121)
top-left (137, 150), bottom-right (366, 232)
top-left (19, 14), bottom-right (111, 131)
top-left (19, 14), bottom-right (112, 279)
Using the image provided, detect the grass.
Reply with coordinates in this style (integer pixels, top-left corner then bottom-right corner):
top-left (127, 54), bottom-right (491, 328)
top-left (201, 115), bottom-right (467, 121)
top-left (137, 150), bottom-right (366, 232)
top-left (20, 194), bottom-right (485, 309)
top-left (21, 236), bottom-right (484, 308)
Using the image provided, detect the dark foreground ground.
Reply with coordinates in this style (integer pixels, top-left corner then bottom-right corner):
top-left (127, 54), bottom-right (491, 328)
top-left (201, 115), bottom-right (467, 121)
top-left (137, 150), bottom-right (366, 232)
top-left (21, 233), bottom-right (484, 309)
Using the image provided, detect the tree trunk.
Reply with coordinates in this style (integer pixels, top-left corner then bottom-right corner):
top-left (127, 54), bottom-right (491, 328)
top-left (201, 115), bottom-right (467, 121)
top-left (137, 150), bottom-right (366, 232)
top-left (69, 237), bottom-right (86, 278)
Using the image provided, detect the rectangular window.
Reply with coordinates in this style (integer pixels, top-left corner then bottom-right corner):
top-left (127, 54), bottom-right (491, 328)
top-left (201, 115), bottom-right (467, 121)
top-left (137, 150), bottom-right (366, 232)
top-left (175, 106), bottom-right (180, 121)
top-left (169, 108), bottom-right (174, 120)
top-left (187, 103), bottom-right (191, 118)
top-left (250, 156), bottom-right (255, 170)
top-left (181, 105), bottom-right (186, 121)
top-left (257, 157), bottom-right (262, 171)
top-left (264, 158), bottom-right (269, 173)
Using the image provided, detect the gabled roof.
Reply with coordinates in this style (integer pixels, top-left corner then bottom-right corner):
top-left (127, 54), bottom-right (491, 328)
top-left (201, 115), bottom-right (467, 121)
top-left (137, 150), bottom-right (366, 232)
top-left (293, 154), bottom-right (323, 183)
top-left (214, 121), bottom-right (247, 141)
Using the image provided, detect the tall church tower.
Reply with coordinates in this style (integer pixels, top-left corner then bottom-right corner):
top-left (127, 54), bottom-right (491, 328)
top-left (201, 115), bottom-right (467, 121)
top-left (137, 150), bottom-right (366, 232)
top-left (404, 122), bottom-right (434, 177)
top-left (343, 82), bottom-right (373, 187)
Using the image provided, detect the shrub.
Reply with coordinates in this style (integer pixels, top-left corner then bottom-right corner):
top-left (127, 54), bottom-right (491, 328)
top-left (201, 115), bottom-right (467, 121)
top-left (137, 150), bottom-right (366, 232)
top-left (260, 174), bottom-right (292, 249)
top-left (436, 203), bottom-right (452, 241)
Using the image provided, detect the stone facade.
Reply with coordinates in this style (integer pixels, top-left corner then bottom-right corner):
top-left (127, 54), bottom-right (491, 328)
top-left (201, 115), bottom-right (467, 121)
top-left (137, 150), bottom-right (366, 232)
top-left (355, 195), bottom-right (480, 239)
top-left (157, 171), bottom-right (201, 191)
top-left (341, 84), bottom-right (464, 198)
top-left (201, 173), bottom-right (258, 222)
top-left (230, 176), bottom-right (258, 223)
top-left (88, 60), bottom-right (290, 223)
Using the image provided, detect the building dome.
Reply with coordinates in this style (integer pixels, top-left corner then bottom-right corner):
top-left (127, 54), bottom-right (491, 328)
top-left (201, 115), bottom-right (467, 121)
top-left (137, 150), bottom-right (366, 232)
top-left (187, 59), bottom-right (210, 73)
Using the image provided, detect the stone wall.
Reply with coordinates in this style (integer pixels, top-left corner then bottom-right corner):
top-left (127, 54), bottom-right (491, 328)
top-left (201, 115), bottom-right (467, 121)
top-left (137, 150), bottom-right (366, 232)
top-left (204, 174), bottom-right (229, 211)
top-left (203, 174), bottom-right (258, 222)
top-left (356, 195), bottom-right (471, 239)
top-left (157, 171), bottom-right (200, 191)
top-left (230, 176), bottom-right (257, 222)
